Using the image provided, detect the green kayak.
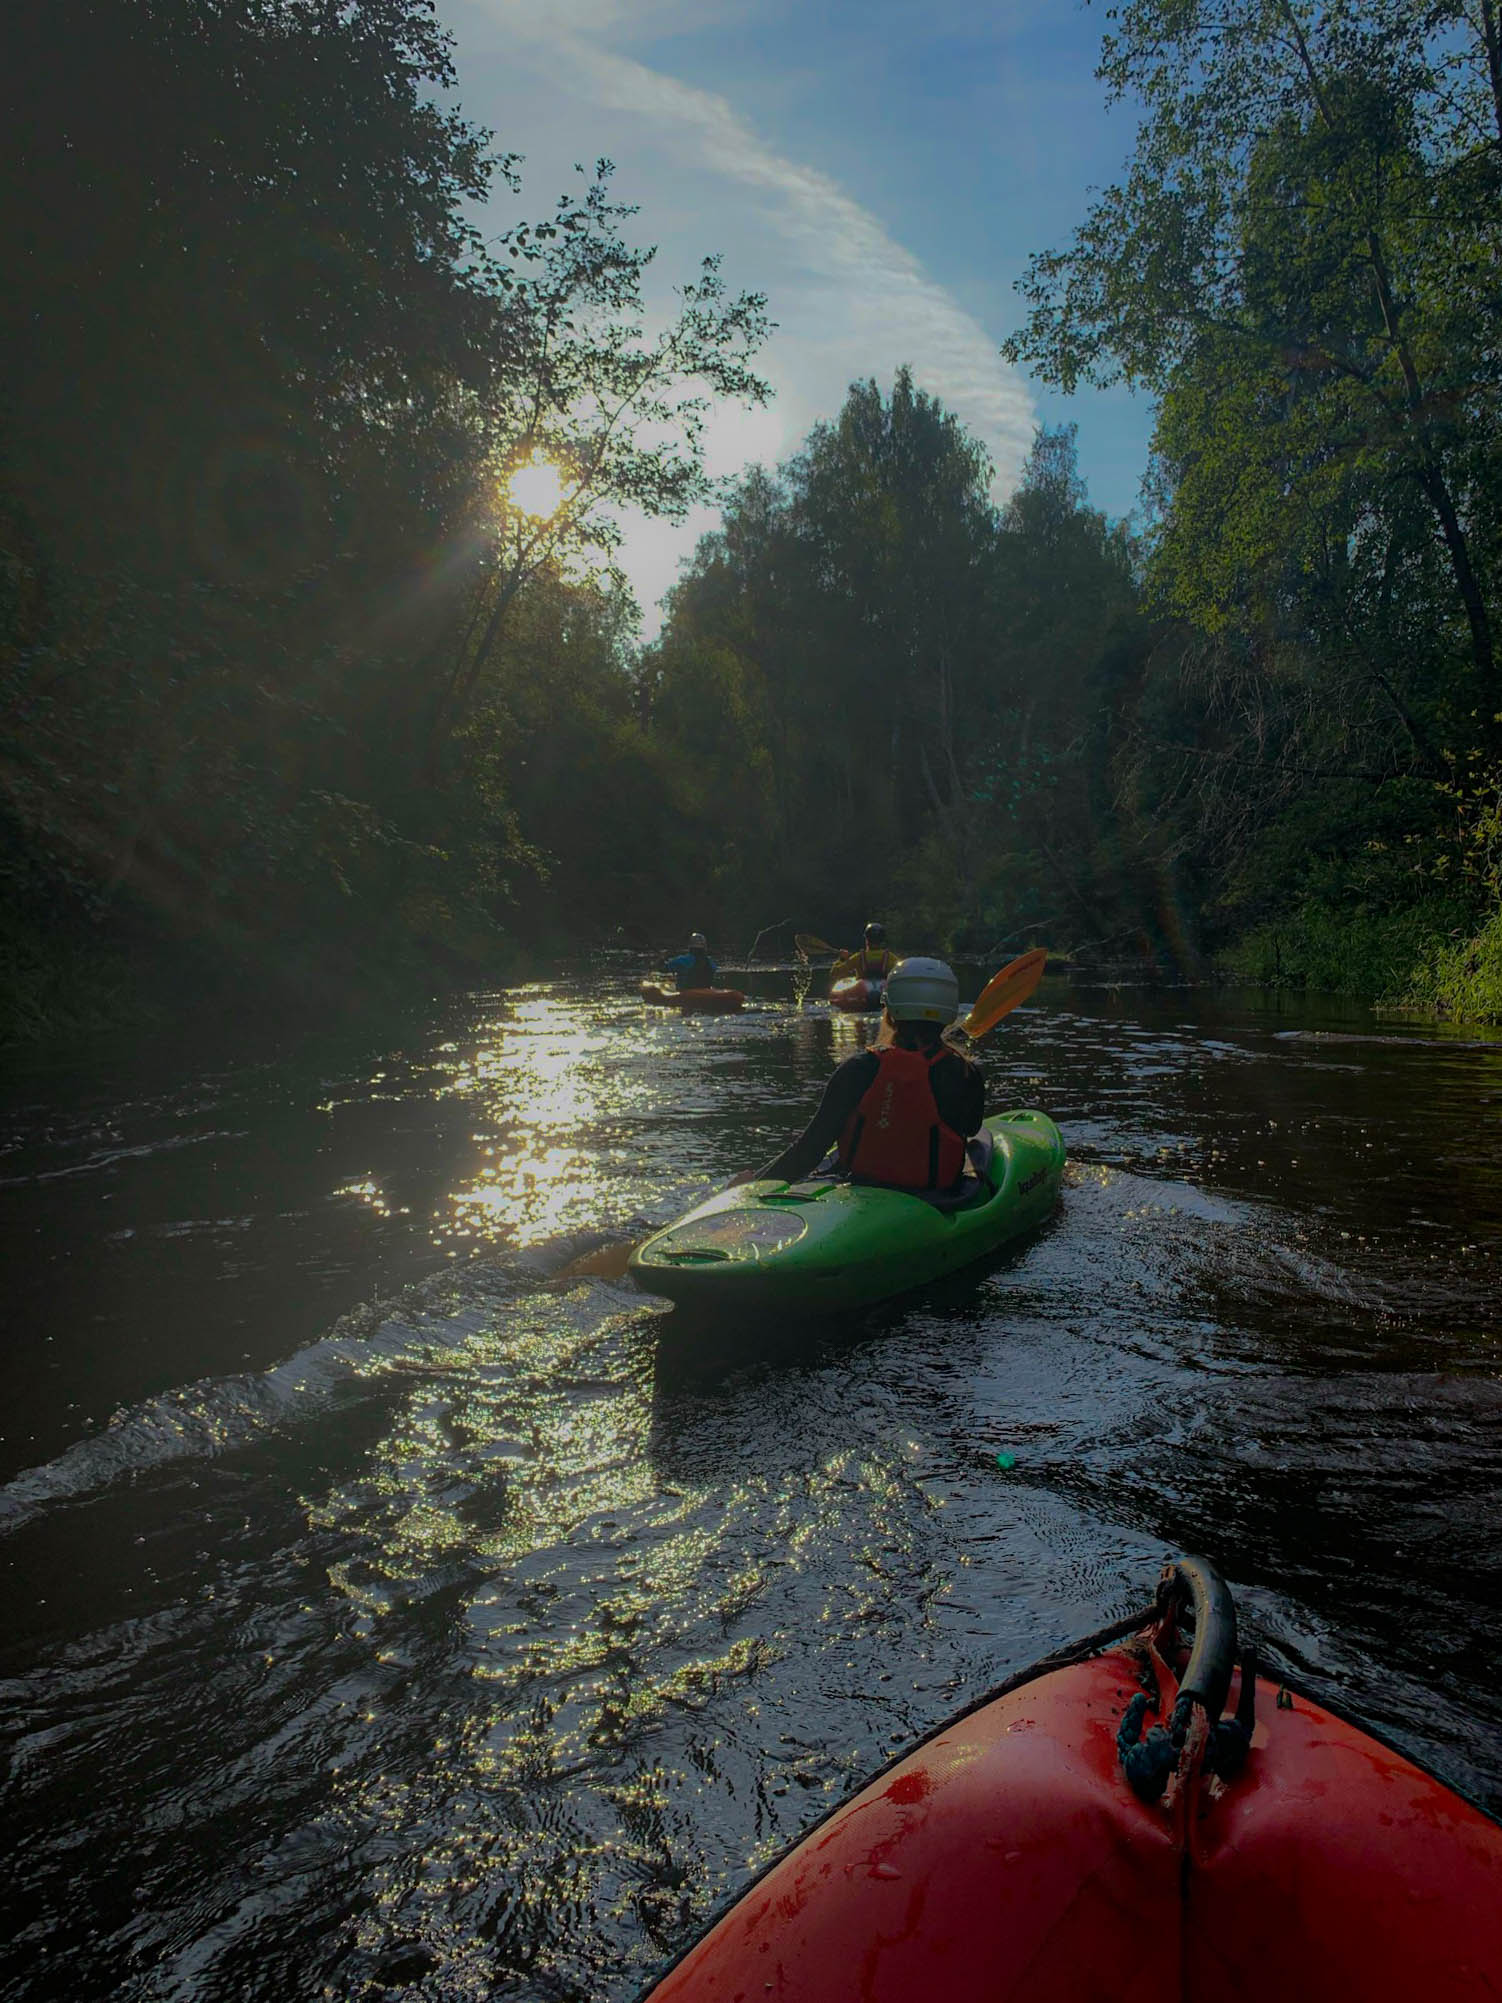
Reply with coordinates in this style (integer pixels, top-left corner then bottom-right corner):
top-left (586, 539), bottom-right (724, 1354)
top-left (629, 1110), bottom-right (1064, 1313)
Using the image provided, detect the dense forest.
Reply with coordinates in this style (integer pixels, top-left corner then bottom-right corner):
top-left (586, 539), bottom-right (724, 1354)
top-left (1005, 0), bottom-right (1502, 1017)
top-left (4, 0), bottom-right (1502, 1042)
top-left (0, 0), bottom-right (770, 1037)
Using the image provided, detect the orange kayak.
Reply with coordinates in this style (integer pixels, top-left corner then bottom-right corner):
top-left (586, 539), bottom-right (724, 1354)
top-left (829, 976), bottom-right (883, 1012)
top-left (639, 1555), bottom-right (1502, 2001)
top-left (640, 982), bottom-right (745, 1014)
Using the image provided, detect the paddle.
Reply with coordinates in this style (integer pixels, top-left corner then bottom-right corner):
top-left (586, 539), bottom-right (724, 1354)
top-left (797, 932), bottom-right (872, 979)
top-left (957, 946), bottom-right (1049, 1041)
top-left (563, 951), bottom-right (1049, 1286)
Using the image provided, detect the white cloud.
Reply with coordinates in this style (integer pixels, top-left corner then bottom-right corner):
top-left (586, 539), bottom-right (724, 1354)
top-left (456, 0), bottom-right (1038, 628)
top-left (495, 0), bottom-right (766, 42)
top-left (568, 41), bottom-right (1036, 455)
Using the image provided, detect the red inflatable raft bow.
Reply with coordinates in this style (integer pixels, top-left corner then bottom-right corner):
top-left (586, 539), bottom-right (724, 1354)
top-left (638, 1556), bottom-right (1502, 2002)
top-left (640, 982), bottom-right (745, 1014)
top-left (829, 976), bottom-right (883, 1013)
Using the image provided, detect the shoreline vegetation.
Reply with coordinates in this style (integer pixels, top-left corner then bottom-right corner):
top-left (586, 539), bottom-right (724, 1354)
top-left (5, 1), bottom-right (1502, 1054)
top-left (8, 908), bottom-right (1501, 1067)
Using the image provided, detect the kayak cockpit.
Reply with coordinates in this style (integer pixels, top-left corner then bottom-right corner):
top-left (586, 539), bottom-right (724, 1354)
top-left (772, 1128), bottom-right (999, 1212)
top-left (628, 1110), bottom-right (1063, 1311)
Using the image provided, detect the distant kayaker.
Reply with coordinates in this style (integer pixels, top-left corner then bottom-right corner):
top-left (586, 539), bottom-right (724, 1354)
top-left (833, 920), bottom-right (900, 985)
top-left (662, 931), bottom-right (718, 992)
top-left (748, 957), bottom-right (984, 1188)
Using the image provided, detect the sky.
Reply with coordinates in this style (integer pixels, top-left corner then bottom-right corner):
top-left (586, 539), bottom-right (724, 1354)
top-left (442, 0), bottom-right (1156, 630)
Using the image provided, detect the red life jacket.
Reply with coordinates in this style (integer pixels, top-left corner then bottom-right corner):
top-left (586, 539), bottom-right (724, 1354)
top-left (837, 1044), bottom-right (967, 1189)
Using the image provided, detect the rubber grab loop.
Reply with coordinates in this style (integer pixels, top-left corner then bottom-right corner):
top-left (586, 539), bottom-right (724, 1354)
top-left (1164, 1554), bottom-right (1237, 1729)
top-left (1120, 1556), bottom-right (1245, 1801)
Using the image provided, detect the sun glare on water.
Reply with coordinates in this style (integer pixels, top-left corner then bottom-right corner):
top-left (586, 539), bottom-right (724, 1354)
top-left (423, 992), bottom-right (654, 1251)
top-left (507, 454), bottom-right (564, 519)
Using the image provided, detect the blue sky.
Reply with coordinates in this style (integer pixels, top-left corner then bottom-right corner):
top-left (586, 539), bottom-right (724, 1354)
top-left (443, 0), bottom-right (1155, 627)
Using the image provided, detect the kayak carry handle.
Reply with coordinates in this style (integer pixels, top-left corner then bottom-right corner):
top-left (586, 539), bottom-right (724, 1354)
top-left (1162, 1554), bottom-right (1238, 1728)
top-left (1120, 1556), bottom-right (1246, 1802)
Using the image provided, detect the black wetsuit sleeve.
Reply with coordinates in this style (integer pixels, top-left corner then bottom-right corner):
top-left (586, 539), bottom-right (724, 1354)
top-left (932, 1053), bottom-right (986, 1137)
top-left (754, 1052), bottom-right (879, 1183)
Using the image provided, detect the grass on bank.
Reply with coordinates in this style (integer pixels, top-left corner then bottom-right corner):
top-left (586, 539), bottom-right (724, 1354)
top-left (1218, 899), bottom-right (1502, 1022)
top-left (1403, 906), bottom-right (1502, 1022)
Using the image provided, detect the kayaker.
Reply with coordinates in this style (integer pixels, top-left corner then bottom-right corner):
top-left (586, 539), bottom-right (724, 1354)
top-left (662, 931), bottom-right (718, 992)
top-left (749, 957), bottom-right (983, 1188)
top-left (834, 921), bottom-right (900, 984)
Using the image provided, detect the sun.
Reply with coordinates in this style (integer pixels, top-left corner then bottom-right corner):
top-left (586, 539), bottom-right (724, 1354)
top-left (507, 454), bottom-right (564, 519)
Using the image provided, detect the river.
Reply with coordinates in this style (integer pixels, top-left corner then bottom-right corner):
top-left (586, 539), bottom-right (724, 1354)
top-left (3, 967), bottom-right (1500, 2000)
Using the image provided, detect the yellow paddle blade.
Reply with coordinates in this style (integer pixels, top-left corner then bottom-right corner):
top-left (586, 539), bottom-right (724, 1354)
top-left (959, 947), bottom-right (1049, 1040)
top-left (795, 932), bottom-right (837, 959)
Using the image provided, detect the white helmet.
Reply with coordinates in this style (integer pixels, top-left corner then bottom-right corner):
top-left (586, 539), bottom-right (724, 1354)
top-left (689, 931), bottom-right (708, 950)
top-left (884, 956), bottom-right (959, 1023)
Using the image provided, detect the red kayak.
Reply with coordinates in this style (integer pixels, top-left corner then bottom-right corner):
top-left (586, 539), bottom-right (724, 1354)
top-left (829, 976), bottom-right (883, 1012)
top-left (639, 1556), bottom-right (1502, 2001)
top-left (640, 982), bottom-right (745, 1014)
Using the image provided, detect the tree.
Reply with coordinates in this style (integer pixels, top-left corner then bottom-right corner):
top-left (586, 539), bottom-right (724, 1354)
top-left (0, 0), bottom-right (770, 1030)
top-left (646, 382), bottom-right (1146, 951)
top-left (998, 0), bottom-right (1502, 985)
top-left (1004, 0), bottom-right (1502, 725)
top-left (423, 164), bottom-right (771, 773)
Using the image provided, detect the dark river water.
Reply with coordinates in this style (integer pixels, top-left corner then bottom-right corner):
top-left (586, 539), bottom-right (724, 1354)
top-left (3, 967), bottom-right (1501, 2001)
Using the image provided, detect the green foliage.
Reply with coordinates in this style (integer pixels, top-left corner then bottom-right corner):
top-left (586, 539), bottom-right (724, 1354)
top-left (0, 0), bottom-right (767, 1040)
top-left (12, 0), bottom-right (1502, 1039)
top-left (1218, 902), bottom-right (1463, 998)
top-left (644, 386), bottom-right (1150, 953)
top-left (1003, 0), bottom-right (1502, 1014)
top-left (0, 902), bottom-right (136, 1046)
top-left (1404, 906), bottom-right (1502, 1021)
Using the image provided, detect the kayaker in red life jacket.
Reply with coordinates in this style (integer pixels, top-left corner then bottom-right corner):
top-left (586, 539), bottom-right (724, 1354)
top-left (747, 958), bottom-right (984, 1189)
top-left (832, 920), bottom-right (900, 985)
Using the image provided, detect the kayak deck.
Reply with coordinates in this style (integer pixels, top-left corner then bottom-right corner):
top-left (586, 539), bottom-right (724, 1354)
top-left (639, 1556), bottom-right (1502, 2000)
top-left (829, 976), bottom-right (883, 1012)
top-left (629, 1110), bottom-right (1063, 1311)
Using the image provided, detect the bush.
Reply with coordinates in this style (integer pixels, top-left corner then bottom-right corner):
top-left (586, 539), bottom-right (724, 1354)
top-left (1217, 901), bottom-right (1467, 1000)
top-left (1403, 908), bottom-right (1502, 1022)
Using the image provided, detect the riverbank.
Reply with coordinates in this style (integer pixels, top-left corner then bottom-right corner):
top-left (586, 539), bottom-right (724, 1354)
top-left (0, 894), bottom-right (536, 1059)
top-left (1213, 901), bottom-right (1502, 1024)
top-left (10, 890), bottom-right (1502, 1064)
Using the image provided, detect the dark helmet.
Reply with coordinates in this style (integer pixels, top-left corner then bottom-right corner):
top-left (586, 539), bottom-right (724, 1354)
top-left (864, 921), bottom-right (886, 945)
top-left (688, 931), bottom-right (708, 950)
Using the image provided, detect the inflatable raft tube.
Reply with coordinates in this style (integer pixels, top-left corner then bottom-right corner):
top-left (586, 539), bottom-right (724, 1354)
top-left (639, 983), bottom-right (745, 1013)
top-left (629, 1110), bottom-right (1063, 1313)
top-left (637, 1555), bottom-right (1502, 2002)
top-left (829, 975), bottom-right (883, 1012)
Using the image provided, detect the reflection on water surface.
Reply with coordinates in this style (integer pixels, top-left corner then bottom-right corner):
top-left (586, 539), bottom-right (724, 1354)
top-left (1, 971), bottom-right (1499, 2000)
